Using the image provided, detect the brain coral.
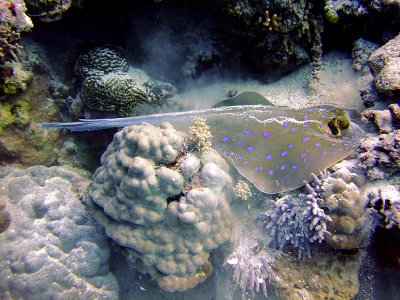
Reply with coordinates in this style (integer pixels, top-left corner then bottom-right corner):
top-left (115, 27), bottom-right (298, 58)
top-left (81, 71), bottom-right (149, 116)
top-left (0, 166), bottom-right (119, 299)
top-left (90, 122), bottom-right (233, 292)
top-left (75, 46), bottom-right (129, 78)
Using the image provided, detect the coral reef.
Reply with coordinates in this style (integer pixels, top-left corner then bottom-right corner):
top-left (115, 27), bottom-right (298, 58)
top-left (75, 46), bottom-right (129, 78)
top-left (188, 117), bottom-right (212, 153)
top-left (367, 183), bottom-right (400, 229)
top-left (368, 33), bottom-right (400, 95)
top-left (25, 0), bottom-right (77, 22)
top-left (0, 0), bottom-right (33, 63)
top-left (0, 165), bottom-right (119, 299)
top-left (273, 250), bottom-right (363, 300)
top-left (0, 98), bottom-right (30, 132)
top-left (224, 221), bottom-right (278, 299)
top-left (0, 197), bottom-right (10, 234)
top-left (89, 122), bottom-right (233, 292)
top-left (359, 130), bottom-right (400, 180)
top-left (81, 71), bottom-right (149, 116)
top-left (261, 186), bottom-right (331, 259)
top-left (360, 105), bottom-right (400, 180)
top-left (351, 38), bottom-right (379, 73)
top-left (219, 0), bottom-right (323, 76)
top-left (0, 61), bottom-right (33, 95)
top-left (0, 75), bottom-right (61, 166)
top-left (75, 46), bottom-right (177, 116)
top-left (316, 160), bottom-right (372, 250)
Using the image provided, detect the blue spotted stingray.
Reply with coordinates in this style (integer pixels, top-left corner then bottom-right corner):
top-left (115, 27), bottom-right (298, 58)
top-left (40, 92), bottom-right (364, 193)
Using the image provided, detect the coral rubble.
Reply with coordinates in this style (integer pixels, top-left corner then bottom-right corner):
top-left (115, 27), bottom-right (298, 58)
top-left (89, 122), bottom-right (233, 292)
top-left (0, 165), bottom-right (119, 299)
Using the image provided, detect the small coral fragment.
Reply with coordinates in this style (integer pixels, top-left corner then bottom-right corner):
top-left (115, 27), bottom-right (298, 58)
top-left (189, 117), bottom-right (213, 153)
top-left (234, 180), bottom-right (252, 200)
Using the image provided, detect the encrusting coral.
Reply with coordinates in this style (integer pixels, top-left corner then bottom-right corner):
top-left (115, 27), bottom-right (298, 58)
top-left (0, 166), bottom-right (119, 299)
top-left (24, 0), bottom-right (77, 22)
top-left (89, 122), bottom-right (233, 292)
top-left (315, 160), bottom-right (373, 250)
top-left (360, 105), bottom-right (400, 180)
top-left (368, 33), bottom-right (400, 95)
top-left (367, 184), bottom-right (400, 229)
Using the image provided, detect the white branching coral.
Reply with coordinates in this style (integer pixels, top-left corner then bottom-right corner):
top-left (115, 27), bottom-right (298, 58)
top-left (189, 117), bottom-right (212, 153)
top-left (234, 180), bottom-right (252, 200)
top-left (224, 226), bottom-right (278, 299)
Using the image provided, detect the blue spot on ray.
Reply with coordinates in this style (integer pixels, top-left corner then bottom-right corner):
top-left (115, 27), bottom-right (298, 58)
top-left (245, 129), bottom-right (252, 136)
top-left (263, 131), bottom-right (271, 137)
top-left (301, 137), bottom-right (310, 142)
top-left (221, 135), bottom-right (229, 142)
top-left (266, 154), bottom-right (272, 160)
top-left (281, 150), bottom-right (288, 157)
top-left (247, 145), bottom-right (254, 151)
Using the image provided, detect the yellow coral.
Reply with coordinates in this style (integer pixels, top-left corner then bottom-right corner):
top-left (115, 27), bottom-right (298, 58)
top-left (189, 117), bottom-right (212, 153)
top-left (262, 11), bottom-right (282, 31)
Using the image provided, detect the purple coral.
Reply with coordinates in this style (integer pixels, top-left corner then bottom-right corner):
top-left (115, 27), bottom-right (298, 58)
top-left (260, 176), bottom-right (331, 259)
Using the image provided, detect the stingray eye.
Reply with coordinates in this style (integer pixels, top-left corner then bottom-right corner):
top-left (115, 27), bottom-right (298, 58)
top-left (327, 118), bottom-right (340, 136)
top-left (336, 115), bottom-right (350, 129)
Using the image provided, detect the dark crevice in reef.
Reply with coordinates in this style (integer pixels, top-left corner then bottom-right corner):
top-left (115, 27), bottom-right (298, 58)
top-left (355, 226), bottom-right (400, 299)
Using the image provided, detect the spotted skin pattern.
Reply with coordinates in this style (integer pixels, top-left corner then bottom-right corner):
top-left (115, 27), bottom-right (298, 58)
top-left (40, 96), bottom-right (363, 193)
top-left (207, 105), bottom-right (360, 193)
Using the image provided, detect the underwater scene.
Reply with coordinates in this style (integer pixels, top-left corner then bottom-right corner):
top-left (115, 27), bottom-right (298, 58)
top-left (1, 0), bottom-right (400, 299)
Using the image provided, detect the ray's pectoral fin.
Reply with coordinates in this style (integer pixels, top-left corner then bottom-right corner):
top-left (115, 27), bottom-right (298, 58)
top-left (210, 105), bottom-right (361, 194)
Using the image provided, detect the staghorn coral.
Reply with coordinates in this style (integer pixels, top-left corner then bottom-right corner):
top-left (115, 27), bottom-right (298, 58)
top-left (81, 71), bottom-right (149, 116)
top-left (89, 122), bottom-right (233, 292)
top-left (0, 166), bottom-right (119, 299)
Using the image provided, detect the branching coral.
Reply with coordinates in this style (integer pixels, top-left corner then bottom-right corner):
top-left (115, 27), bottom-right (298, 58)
top-left (224, 222), bottom-right (278, 299)
top-left (90, 122), bottom-right (233, 292)
top-left (0, 0), bottom-right (32, 63)
top-left (234, 180), bottom-right (252, 201)
top-left (188, 117), bottom-right (212, 153)
top-left (260, 185), bottom-right (331, 259)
